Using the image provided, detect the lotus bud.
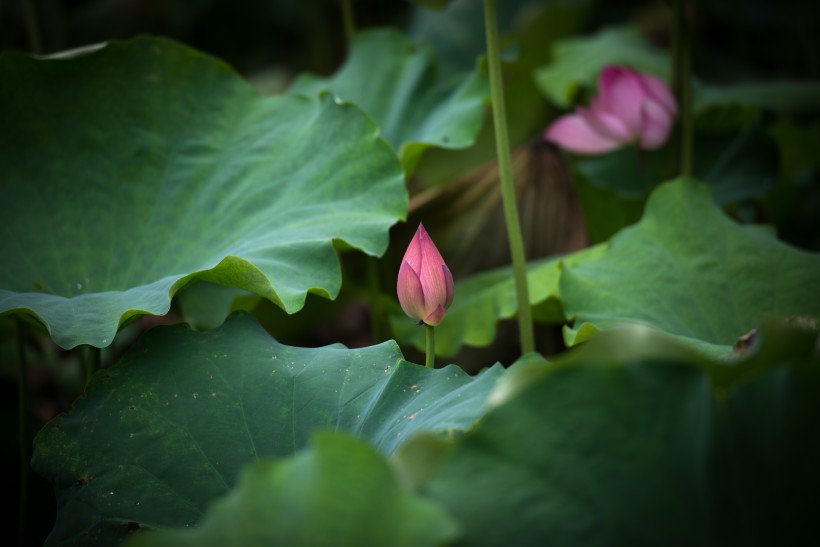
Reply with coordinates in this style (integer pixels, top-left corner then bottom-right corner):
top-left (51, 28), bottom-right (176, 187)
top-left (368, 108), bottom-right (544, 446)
top-left (544, 65), bottom-right (678, 155)
top-left (397, 223), bottom-right (454, 326)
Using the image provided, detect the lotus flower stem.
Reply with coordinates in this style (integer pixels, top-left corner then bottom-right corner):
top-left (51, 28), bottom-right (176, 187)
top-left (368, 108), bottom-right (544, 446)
top-left (16, 320), bottom-right (30, 547)
top-left (341, 0), bottom-right (356, 42)
top-left (367, 257), bottom-right (389, 344)
top-left (672, 0), bottom-right (693, 176)
top-left (482, 0), bottom-right (535, 355)
top-left (22, 0), bottom-right (42, 55)
top-left (425, 324), bottom-right (436, 369)
top-left (84, 344), bottom-right (100, 387)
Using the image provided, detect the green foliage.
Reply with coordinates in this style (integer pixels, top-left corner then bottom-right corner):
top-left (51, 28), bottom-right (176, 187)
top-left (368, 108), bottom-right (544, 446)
top-left (175, 281), bottom-right (254, 331)
top-left (406, 0), bottom-right (595, 185)
top-left (3, 4), bottom-right (819, 547)
top-left (290, 28), bottom-right (489, 174)
top-left (561, 179), bottom-right (820, 356)
top-left (408, 0), bottom-right (595, 73)
top-left (125, 431), bottom-right (459, 547)
top-left (111, 323), bottom-right (820, 547)
top-left (421, 323), bottom-right (820, 546)
top-left (0, 36), bottom-right (406, 349)
top-left (534, 25), bottom-right (669, 108)
top-left (31, 313), bottom-right (502, 546)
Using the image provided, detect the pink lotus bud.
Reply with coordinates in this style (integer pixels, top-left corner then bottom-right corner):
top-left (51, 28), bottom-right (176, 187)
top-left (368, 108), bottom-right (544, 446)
top-left (544, 65), bottom-right (677, 155)
top-left (397, 223), bottom-right (454, 326)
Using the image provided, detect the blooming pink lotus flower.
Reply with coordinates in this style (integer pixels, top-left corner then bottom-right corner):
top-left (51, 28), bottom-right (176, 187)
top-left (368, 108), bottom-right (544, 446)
top-left (544, 65), bottom-right (678, 155)
top-left (397, 223), bottom-right (454, 326)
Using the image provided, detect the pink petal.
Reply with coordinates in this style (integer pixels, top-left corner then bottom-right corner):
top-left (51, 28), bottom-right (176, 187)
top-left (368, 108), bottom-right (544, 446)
top-left (544, 113), bottom-right (623, 154)
top-left (598, 66), bottom-right (646, 135)
top-left (397, 260), bottom-right (426, 321)
top-left (416, 224), bottom-right (451, 310)
top-left (639, 100), bottom-right (674, 149)
top-left (401, 225), bottom-right (423, 272)
top-left (423, 304), bottom-right (447, 327)
top-left (579, 105), bottom-right (633, 142)
top-left (397, 223), bottom-right (454, 323)
top-left (441, 263), bottom-right (454, 309)
top-left (635, 72), bottom-right (677, 116)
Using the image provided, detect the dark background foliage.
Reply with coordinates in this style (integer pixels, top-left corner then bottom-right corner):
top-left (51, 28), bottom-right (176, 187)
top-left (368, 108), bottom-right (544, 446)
top-left (3, 0), bottom-right (818, 81)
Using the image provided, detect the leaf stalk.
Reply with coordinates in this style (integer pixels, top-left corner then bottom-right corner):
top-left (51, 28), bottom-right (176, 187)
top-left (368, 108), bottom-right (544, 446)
top-left (482, 0), bottom-right (535, 354)
top-left (341, 0), bottom-right (356, 42)
top-left (672, 0), bottom-right (694, 177)
top-left (16, 321), bottom-right (30, 547)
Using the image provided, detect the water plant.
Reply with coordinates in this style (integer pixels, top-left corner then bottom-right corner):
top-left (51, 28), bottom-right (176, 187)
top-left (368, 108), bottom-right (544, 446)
top-left (2, 1), bottom-right (819, 546)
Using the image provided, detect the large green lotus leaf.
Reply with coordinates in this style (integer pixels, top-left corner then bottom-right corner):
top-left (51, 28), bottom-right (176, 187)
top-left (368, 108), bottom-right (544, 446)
top-left (125, 431), bottom-right (459, 547)
top-left (289, 28), bottom-right (489, 173)
top-left (422, 324), bottom-right (820, 546)
top-left (31, 312), bottom-right (502, 547)
top-left (0, 36), bottom-right (406, 350)
top-left (390, 245), bottom-right (606, 357)
top-left (560, 178), bottom-right (820, 357)
top-left (534, 25), bottom-right (669, 108)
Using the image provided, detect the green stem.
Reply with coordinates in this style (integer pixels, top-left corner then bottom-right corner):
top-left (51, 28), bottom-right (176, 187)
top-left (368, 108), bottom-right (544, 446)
top-left (306, 0), bottom-right (332, 74)
top-left (672, 0), bottom-right (693, 177)
top-left (425, 325), bottom-right (435, 369)
top-left (16, 321), bottom-right (29, 547)
top-left (22, 0), bottom-right (42, 54)
top-left (482, 0), bottom-right (535, 355)
top-left (341, 0), bottom-right (355, 42)
top-left (84, 345), bottom-right (100, 387)
top-left (367, 257), bottom-right (388, 344)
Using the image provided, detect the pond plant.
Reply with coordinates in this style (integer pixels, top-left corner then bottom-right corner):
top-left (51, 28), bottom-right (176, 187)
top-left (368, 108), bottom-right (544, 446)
top-left (2, 0), bottom-right (819, 546)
